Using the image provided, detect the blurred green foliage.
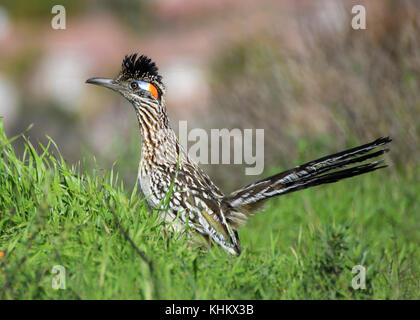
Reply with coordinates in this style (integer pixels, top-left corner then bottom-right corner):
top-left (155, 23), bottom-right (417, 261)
top-left (2, 0), bottom-right (87, 20)
top-left (2, 0), bottom-right (152, 30)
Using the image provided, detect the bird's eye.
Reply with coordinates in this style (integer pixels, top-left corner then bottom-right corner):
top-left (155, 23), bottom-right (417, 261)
top-left (130, 81), bottom-right (138, 90)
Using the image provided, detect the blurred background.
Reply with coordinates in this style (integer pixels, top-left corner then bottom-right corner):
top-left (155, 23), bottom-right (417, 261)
top-left (0, 0), bottom-right (419, 191)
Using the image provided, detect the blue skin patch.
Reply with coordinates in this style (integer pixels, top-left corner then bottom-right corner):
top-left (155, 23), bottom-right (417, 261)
top-left (136, 80), bottom-right (150, 91)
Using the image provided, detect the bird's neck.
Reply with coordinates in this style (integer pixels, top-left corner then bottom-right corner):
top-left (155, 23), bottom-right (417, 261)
top-left (135, 108), bottom-right (182, 171)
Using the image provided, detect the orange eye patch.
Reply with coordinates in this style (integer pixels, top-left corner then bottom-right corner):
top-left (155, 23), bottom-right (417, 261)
top-left (149, 83), bottom-right (159, 100)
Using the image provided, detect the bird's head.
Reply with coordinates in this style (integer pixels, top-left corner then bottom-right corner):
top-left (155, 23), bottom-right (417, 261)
top-left (86, 54), bottom-right (166, 113)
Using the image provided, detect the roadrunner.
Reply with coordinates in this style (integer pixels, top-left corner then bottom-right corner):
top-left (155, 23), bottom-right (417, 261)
top-left (87, 54), bottom-right (391, 255)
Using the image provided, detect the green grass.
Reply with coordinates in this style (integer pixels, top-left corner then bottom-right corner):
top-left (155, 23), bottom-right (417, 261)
top-left (0, 119), bottom-right (419, 299)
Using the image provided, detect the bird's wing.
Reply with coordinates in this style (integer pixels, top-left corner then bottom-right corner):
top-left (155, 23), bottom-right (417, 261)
top-left (152, 162), bottom-right (241, 255)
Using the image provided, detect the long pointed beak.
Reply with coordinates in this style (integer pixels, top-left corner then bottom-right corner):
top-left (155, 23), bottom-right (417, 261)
top-left (86, 77), bottom-right (123, 91)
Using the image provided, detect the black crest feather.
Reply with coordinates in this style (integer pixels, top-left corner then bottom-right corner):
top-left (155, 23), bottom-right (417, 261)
top-left (120, 53), bottom-right (161, 81)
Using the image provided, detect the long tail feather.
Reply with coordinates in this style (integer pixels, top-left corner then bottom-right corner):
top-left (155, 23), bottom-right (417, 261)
top-left (225, 137), bottom-right (391, 216)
